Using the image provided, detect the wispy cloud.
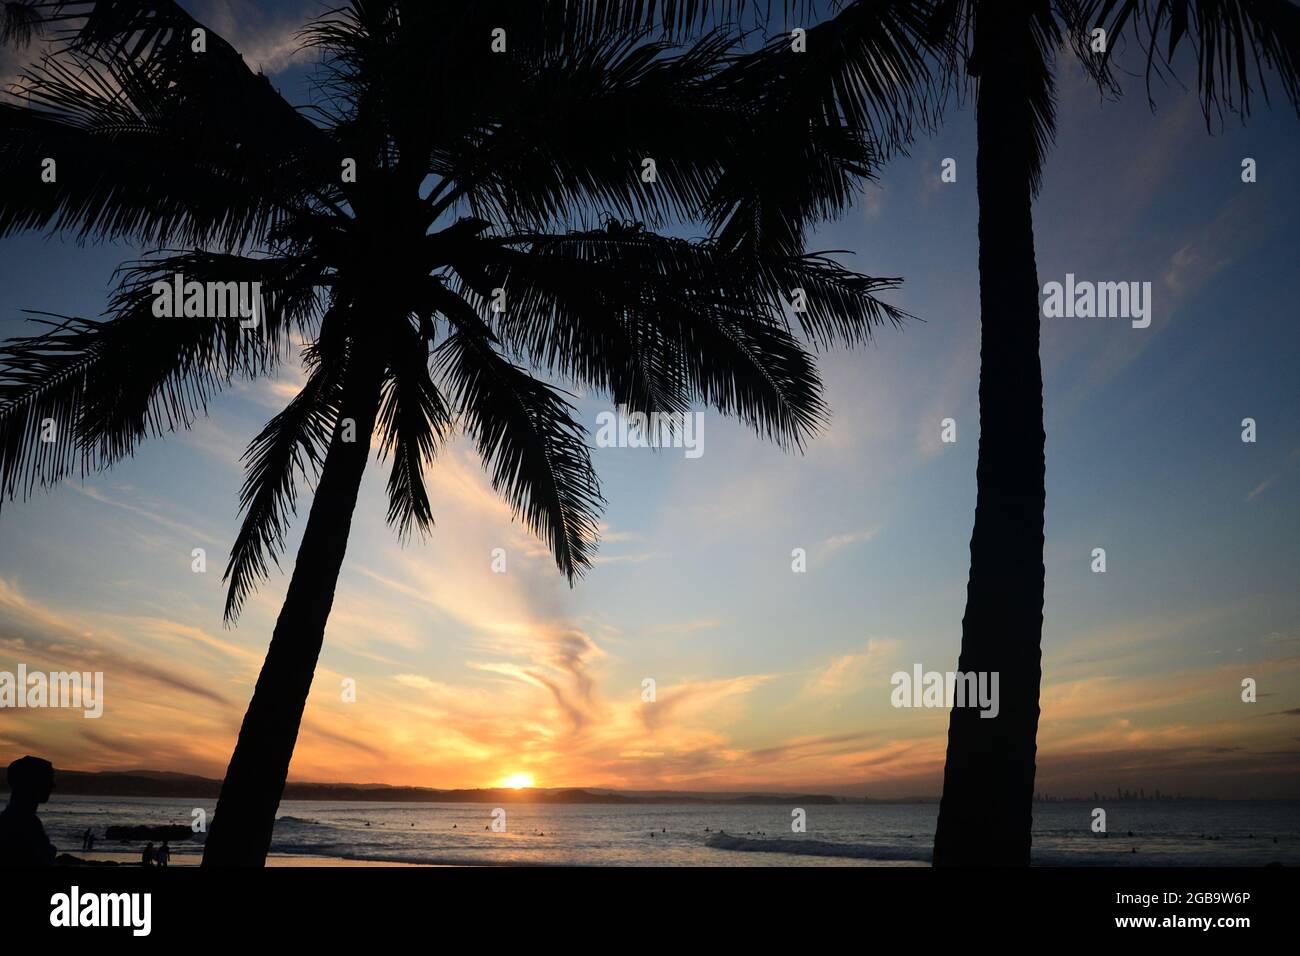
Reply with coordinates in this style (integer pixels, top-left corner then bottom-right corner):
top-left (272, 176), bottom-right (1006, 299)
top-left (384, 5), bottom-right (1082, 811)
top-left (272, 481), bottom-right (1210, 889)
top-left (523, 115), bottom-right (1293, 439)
top-left (803, 638), bottom-right (898, 699)
top-left (1246, 447), bottom-right (1300, 502)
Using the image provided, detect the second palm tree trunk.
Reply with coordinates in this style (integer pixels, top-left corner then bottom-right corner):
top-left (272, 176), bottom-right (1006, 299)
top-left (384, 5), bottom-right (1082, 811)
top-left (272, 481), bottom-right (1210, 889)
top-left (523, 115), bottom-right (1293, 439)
top-left (932, 13), bottom-right (1047, 867)
top-left (203, 343), bottom-right (385, 867)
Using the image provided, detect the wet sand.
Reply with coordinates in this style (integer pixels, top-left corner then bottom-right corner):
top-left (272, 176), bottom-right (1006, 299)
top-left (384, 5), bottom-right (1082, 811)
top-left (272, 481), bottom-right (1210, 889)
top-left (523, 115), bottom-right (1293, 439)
top-left (69, 850), bottom-right (426, 867)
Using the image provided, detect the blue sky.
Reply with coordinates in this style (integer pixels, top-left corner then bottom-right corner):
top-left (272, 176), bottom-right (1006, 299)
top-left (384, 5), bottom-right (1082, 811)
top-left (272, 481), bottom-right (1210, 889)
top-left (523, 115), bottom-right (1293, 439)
top-left (0, 1), bottom-right (1296, 798)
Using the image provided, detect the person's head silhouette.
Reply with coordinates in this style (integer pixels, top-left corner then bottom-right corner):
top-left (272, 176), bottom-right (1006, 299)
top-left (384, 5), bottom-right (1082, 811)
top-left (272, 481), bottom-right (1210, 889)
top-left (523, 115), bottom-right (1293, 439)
top-left (5, 756), bottom-right (54, 811)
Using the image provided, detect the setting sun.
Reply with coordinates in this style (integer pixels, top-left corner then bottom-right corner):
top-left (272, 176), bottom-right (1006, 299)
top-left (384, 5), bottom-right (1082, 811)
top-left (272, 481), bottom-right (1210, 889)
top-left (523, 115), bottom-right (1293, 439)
top-left (500, 773), bottom-right (535, 790)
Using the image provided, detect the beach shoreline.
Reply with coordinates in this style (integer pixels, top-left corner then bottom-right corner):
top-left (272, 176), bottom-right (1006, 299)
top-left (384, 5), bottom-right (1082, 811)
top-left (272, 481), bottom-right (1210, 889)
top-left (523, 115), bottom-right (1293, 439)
top-left (39, 795), bottom-right (1298, 867)
top-left (65, 850), bottom-right (427, 867)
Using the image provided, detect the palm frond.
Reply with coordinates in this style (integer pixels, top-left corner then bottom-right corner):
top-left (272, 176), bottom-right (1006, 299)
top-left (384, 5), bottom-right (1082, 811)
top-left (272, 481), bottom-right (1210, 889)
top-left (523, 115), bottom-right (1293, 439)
top-left (434, 328), bottom-right (603, 582)
top-left (0, 251), bottom-right (320, 507)
top-left (1025, 9), bottom-right (1064, 196)
top-left (1083, 0), bottom-right (1300, 125)
top-left (744, 0), bottom-right (940, 159)
top-left (444, 227), bottom-right (908, 447)
top-left (222, 350), bottom-right (344, 623)
top-left (1, 0), bottom-right (43, 46)
top-left (431, 29), bottom-right (749, 234)
top-left (374, 320), bottom-right (450, 542)
top-left (0, 1), bottom-right (338, 247)
top-left (419, 3), bottom-right (935, 237)
top-left (302, 2), bottom-right (586, 194)
top-left (704, 82), bottom-right (880, 258)
top-left (567, 0), bottom-right (822, 36)
top-left (767, 251), bottom-right (913, 348)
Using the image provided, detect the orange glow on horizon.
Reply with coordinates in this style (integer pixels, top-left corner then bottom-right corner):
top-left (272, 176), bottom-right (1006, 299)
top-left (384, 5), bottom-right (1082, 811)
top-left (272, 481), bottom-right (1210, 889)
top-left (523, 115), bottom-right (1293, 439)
top-left (499, 772), bottom-right (535, 790)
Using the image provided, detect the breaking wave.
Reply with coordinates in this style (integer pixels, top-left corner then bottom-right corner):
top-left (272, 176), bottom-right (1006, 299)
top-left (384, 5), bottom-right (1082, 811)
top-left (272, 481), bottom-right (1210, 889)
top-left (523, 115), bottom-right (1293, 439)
top-left (705, 832), bottom-right (931, 862)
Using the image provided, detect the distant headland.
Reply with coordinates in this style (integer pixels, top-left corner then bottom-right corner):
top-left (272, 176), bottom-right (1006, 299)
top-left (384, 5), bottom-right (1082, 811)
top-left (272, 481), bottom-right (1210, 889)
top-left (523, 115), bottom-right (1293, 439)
top-left (0, 768), bottom-right (863, 804)
top-left (0, 767), bottom-right (1257, 804)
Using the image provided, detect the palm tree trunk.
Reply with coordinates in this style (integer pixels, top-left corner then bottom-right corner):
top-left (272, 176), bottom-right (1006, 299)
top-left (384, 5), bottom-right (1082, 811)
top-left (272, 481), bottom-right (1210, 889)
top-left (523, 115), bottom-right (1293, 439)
top-left (202, 343), bottom-right (384, 867)
top-left (932, 13), bottom-right (1046, 867)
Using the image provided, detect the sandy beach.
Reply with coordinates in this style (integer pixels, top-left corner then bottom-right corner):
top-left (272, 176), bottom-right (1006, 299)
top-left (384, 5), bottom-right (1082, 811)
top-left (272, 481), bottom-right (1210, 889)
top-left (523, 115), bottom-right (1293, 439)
top-left (69, 850), bottom-right (424, 867)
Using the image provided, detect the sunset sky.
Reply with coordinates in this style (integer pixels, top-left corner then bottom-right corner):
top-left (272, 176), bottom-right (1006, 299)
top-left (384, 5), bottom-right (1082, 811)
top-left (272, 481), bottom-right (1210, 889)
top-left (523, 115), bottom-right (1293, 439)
top-left (1, 0), bottom-right (1297, 800)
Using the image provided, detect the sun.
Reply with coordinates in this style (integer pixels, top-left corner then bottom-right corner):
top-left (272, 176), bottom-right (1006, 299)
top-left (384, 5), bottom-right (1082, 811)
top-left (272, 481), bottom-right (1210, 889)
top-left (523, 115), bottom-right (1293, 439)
top-left (500, 773), bottom-right (535, 790)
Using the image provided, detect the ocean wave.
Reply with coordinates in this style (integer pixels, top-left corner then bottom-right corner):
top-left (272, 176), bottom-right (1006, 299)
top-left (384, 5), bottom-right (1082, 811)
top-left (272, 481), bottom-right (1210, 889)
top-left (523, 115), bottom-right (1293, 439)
top-left (339, 852), bottom-right (539, 867)
top-left (705, 832), bottom-right (932, 862)
top-left (263, 845), bottom-right (536, 866)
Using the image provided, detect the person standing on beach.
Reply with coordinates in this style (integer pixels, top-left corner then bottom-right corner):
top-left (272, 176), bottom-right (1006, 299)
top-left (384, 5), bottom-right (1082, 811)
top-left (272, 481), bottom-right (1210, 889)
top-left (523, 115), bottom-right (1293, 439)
top-left (142, 842), bottom-right (155, 867)
top-left (156, 842), bottom-right (171, 867)
top-left (0, 756), bottom-right (57, 867)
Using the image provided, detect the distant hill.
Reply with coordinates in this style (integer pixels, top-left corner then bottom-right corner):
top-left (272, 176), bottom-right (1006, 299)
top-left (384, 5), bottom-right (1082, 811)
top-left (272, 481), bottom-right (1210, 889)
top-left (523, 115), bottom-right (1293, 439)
top-left (2, 768), bottom-right (846, 804)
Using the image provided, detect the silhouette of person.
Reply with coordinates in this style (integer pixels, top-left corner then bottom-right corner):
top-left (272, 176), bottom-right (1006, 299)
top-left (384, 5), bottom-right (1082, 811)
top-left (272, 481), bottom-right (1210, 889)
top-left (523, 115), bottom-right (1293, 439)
top-left (86, 830), bottom-right (95, 852)
top-left (0, 755), bottom-right (57, 867)
top-left (156, 841), bottom-right (171, 867)
top-left (142, 842), bottom-right (155, 867)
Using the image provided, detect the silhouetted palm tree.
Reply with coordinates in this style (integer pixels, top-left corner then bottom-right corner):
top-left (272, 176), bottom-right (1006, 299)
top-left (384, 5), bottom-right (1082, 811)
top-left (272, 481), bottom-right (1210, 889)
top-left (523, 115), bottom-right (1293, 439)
top-left (615, 0), bottom-right (1300, 865)
top-left (925, 0), bottom-right (1300, 867)
top-left (0, 1), bottom-right (917, 865)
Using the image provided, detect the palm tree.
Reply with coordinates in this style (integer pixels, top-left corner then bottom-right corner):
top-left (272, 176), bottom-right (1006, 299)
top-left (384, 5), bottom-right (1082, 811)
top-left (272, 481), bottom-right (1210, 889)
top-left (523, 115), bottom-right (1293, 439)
top-left (0, 1), bottom-right (920, 865)
top-left (919, 0), bottom-right (1066, 867)
top-left (605, 0), bottom-right (1049, 869)
top-left (926, 0), bottom-right (1300, 866)
top-left (612, 0), bottom-right (1300, 865)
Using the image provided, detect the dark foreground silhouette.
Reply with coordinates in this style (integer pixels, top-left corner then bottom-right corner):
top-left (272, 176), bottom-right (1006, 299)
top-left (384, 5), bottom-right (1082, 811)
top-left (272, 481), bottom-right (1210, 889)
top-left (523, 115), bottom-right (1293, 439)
top-left (0, 755), bottom-right (181, 867)
top-left (0, 755), bottom-right (56, 866)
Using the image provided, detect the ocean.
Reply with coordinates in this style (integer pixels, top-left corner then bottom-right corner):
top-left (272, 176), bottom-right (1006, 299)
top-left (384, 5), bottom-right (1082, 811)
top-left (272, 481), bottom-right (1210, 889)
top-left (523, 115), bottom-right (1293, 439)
top-left (39, 795), bottom-right (1300, 867)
